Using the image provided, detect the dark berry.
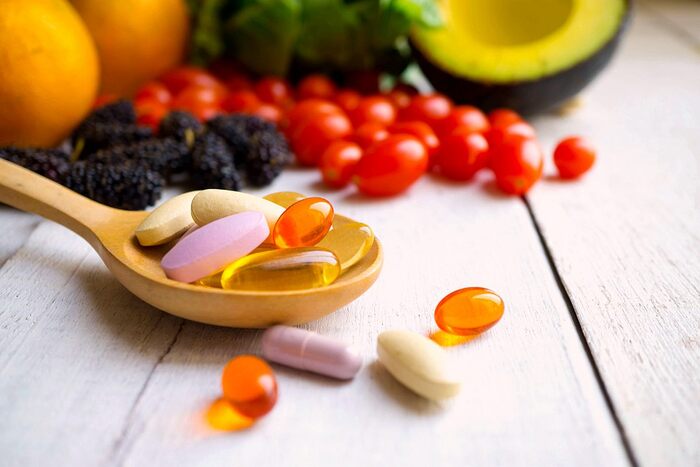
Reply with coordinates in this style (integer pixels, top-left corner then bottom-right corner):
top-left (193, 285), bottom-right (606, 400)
top-left (191, 132), bottom-right (242, 190)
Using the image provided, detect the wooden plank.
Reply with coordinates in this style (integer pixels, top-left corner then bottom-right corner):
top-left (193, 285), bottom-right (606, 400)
top-left (0, 207), bottom-right (39, 267)
top-left (0, 222), bottom-right (182, 466)
top-left (101, 171), bottom-right (630, 466)
top-left (640, 0), bottom-right (700, 46)
top-left (527, 9), bottom-right (700, 467)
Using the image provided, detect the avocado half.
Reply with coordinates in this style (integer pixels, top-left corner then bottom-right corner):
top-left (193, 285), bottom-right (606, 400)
top-left (411, 0), bottom-right (631, 114)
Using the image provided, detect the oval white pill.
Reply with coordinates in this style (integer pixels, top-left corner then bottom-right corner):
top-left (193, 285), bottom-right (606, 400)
top-left (135, 191), bottom-right (200, 246)
top-left (377, 330), bottom-right (460, 401)
top-left (191, 189), bottom-right (284, 234)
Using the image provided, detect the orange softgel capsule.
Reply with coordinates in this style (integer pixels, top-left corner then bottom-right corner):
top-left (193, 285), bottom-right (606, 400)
top-left (221, 355), bottom-right (278, 419)
top-left (434, 287), bottom-right (504, 336)
top-left (273, 197), bottom-right (334, 248)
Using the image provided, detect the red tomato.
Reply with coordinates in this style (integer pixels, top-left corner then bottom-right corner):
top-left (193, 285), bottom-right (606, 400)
top-left (254, 77), bottom-right (294, 107)
top-left (439, 105), bottom-right (489, 136)
top-left (389, 121), bottom-right (439, 157)
top-left (400, 94), bottom-right (453, 129)
top-left (485, 121), bottom-right (537, 152)
top-left (224, 73), bottom-right (253, 92)
top-left (291, 112), bottom-right (353, 166)
top-left (297, 74), bottom-right (336, 100)
top-left (320, 140), bottom-right (363, 188)
top-left (285, 99), bottom-right (343, 138)
top-left (490, 136), bottom-right (543, 195)
top-left (135, 100), bottom-right (168, 132)
top-left (385, 83), bottom-right (419, 109)
top-left (553, 136), bottom-right (596, 179)
top-left (353, 135), bottom-right (429, 196)
top-left (160, 66), bottom-right (225, 96)
top-left (135, 81), bottom-right (172, 107)
top-left (334, 89), bottom-right (362, 114)
top-left (350, 96), bottom-right (396, 127)
top-left (172, 85), bottom-right (222, 121)
top-left (435, 131), bottom-right (489, 181)
top-left (93, 94), bottom-right (118, 109)
top-left (488, 108), bottom-right (523, 129)
top-left (221, 90), bottom-right (260, 113)
top-left (353, 122), bottom-right (389, 150)
top-left (251, 103), bottom-right (283, 124)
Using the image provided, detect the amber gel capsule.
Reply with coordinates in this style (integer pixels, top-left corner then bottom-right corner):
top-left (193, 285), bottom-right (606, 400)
top-left (221, 355), bottom-right (277, 419)
top-left (316, 222), bottom-right (374, 271)
top-left (221, 248), bottom-right (340, 291)
top-left (273, 197), bottom-right (334, 248)
top-left (263, 191), bottom-right (306, 208)
top-left (262, 325), bottom-right (362, 380)
top-left (435, 287), bottom-right (504, 336)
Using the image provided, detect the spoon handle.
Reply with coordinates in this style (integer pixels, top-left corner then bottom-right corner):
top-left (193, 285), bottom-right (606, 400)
top-left (0, 159), bottom-right (115, 242)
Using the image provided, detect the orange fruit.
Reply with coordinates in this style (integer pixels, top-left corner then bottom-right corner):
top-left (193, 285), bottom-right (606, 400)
top-left (0, 0), bottom-right (99, 147)
top-left (71, 0), bottom-right (189, 97)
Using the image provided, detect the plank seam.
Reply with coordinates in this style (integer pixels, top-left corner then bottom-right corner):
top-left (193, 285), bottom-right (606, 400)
top-left (522, 197), bottom-right (640, 467)
top-left (107, 318), bottom-right (185, 466)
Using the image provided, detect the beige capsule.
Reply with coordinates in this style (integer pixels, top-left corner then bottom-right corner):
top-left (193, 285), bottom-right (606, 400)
top-left (191, 189), bottom-right (284, 234)
top-left (377, 330), bottom-right (461, 401)
top-left (135, 191), bottom-right (200, 246)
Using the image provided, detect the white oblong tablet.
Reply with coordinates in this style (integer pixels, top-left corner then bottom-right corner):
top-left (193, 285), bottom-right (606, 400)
top-left (377, 330), bottom-right (460, 401)
top-left (191, 189), bottom-right (284, 234)
top-left (136, 191), bottom-right (200, 246)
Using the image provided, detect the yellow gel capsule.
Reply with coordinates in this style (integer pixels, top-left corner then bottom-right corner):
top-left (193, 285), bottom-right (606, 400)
top-left (221, 248), bottom-right (341, 291)
top-left (273, 197), bottom-right (334, 248)
top-left (263, 191), bottom-right (307, 208)
top-left (195, 272), bottom-right (223, 288)
top-left (316, 222), bottom-right (374, 271)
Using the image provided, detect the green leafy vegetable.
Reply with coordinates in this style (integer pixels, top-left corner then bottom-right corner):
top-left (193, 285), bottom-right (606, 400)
top-left (187, 0), bottom-right (442, 76)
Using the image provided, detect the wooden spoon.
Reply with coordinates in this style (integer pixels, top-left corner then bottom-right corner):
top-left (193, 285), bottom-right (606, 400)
top-left (0, 160), bottom-right (383, 327)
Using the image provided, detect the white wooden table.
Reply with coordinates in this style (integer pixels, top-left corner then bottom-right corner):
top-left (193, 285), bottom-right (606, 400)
top-left (1, 2), bottom-right (698, 466)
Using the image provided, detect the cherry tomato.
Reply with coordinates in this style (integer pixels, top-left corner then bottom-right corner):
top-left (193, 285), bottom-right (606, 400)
top-left (400, 94), bottom-right (453, 130)
top-left (254, 77), bottom-right (294, 107)
top-left (353, 122), bottom-right (389, 150)
top-left (251, 103), bottom-right (283, 124)
top-left (291, 112), bottom-right (353, 166)
top-left (350, 96), bottom-right (396, 127)
top-left (297, 74), bottom-right (336, 100)
top-left (438, 106), bottom-right (489, 136)
top-left (385, 83), bottom-right (419, 109)
top-left (435, 131), bottom-right (489, 181)
top-left (488, 108), bottom-right (523, 129)
top-left (93, 94), bottom-right (118, 109)
top-left (224, 73), bottom-right (253, 92)
top-left (160, 66), bottom-right (225, 97)
top-left (334, 89), bottom-right (362, 114)
top-left (485, 121), bottom-right (537, 153)
top-left (135, 81), bottom-right (172, 107)
top-left (172, 85), bottom-right (222, 121)
top-left (553, 136), bottom-right (596, 179)
top-left (320, 140), bottom-right (363, 188)
top-left (221, 90), bottom-right (260, 113)
top-left (353, 134), bottom-right (429, 196)
top-left (285, 99), bottom-right (343, 138)
top-left (135, 99), bottom-right (168, 132)
top-left (389, 121), bottom-right (439, 157)
top-left (490, 136), bottom-right (543, 195)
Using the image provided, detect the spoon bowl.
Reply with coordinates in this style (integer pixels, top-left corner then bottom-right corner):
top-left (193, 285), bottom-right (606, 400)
top-left (0, 160), bottom-right (383, 327)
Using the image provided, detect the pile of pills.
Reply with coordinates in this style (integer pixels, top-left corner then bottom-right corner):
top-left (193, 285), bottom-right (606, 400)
top-left (135, 189), bottom-right (375, 290)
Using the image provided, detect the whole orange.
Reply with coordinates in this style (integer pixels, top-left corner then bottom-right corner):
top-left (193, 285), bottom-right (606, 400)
top-left (0, 0), bottom-right (99, 147)
top-left (71, 0), bottom-right (189, 97)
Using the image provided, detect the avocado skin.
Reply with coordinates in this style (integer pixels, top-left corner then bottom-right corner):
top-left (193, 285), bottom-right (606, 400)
top-left (412, 5), bottom-right (631, 115)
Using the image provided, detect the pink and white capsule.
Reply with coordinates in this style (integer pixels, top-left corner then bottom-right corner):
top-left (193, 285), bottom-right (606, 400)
top-left (262, 325), bottom-right (362, 380)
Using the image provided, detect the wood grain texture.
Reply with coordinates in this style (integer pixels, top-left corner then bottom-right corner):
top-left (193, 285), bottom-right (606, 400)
top-left (0, 206), bottom-right (38, 267)
top-left (527, 10), bottom-right (700, 467)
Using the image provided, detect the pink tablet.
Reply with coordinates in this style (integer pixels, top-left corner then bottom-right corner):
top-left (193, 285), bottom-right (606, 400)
top-left (161, 211), bottom-right (269, 283)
